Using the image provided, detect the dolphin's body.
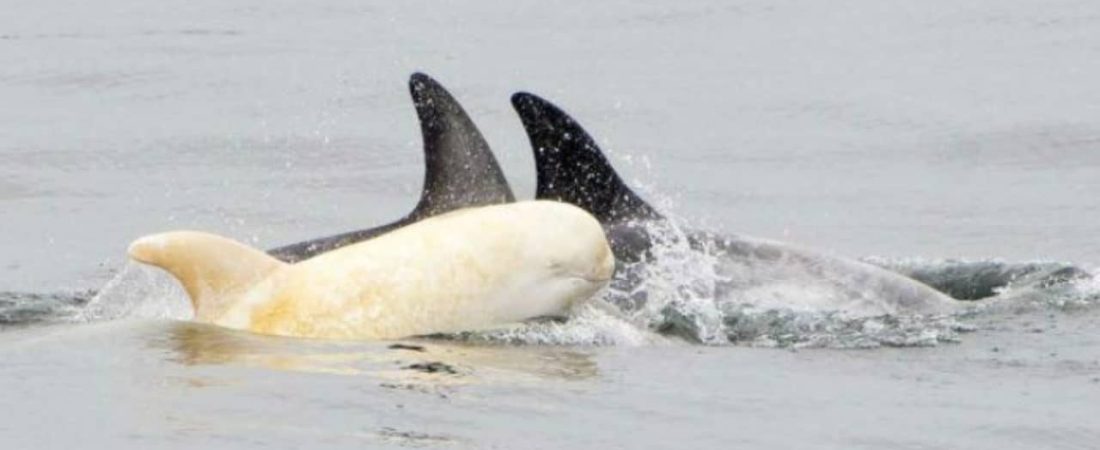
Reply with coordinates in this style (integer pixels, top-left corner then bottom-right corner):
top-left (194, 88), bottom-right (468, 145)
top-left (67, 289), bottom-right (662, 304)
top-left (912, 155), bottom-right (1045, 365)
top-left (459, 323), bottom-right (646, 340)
top-left (269, 73), bottom-right (513, 262)
top-left (510, 93), bottom-right (960, 316)
top-left (129, 201), bottom-right (614, 340)
top-left (260, 73), bottom-right (1070, 317)
top-left (266, 75), bottom-right (955, 316)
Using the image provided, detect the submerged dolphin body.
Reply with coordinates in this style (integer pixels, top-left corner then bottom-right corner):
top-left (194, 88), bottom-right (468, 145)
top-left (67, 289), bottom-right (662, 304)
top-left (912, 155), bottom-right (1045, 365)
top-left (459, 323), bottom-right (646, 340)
top-left (510, 93), bottom-right (960, 316)
top-left (269, 73), bottom-right (514, 262)
top-left (129, 201), bottom-right (614, 340)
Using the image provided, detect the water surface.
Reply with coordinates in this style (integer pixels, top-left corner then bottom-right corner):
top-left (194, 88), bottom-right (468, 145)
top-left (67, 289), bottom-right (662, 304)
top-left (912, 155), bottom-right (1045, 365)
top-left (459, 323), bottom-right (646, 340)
top-left (2, 0), bottom-right (1099, 448)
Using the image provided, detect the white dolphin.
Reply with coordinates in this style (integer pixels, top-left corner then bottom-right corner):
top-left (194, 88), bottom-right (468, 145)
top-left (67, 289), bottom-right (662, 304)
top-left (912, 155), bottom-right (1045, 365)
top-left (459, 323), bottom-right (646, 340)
top-left (128, 201), bottom-right (615, 340)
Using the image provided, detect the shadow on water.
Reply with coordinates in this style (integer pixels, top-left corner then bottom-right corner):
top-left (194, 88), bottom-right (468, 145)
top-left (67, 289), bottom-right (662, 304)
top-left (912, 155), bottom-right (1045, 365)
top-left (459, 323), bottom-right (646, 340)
top-left (152, 321), bottom-right (600, 386)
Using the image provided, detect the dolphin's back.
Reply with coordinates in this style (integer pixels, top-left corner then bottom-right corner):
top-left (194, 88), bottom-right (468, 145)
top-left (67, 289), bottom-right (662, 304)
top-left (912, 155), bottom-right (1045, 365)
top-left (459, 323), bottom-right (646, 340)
top-left (700, 232), bottom-right (957, 316)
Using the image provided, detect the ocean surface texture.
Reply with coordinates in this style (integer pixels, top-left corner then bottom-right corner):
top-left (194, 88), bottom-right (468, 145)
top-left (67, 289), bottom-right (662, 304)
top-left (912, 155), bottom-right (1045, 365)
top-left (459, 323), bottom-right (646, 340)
top-left (2, 1), bottom-right (1099, 448)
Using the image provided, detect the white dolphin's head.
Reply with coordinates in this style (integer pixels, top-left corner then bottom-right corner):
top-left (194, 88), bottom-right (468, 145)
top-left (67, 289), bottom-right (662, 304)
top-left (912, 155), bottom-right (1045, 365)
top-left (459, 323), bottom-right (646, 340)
top-left (528, 201), bottom-right (615, 283)
top-left (487, 201), bottom-right (615, 320)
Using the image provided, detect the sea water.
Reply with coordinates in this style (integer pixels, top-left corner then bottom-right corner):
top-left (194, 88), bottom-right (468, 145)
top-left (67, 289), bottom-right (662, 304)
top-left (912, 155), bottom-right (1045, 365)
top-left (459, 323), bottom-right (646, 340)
top-left (2, 0), bottom-right (1099, 448)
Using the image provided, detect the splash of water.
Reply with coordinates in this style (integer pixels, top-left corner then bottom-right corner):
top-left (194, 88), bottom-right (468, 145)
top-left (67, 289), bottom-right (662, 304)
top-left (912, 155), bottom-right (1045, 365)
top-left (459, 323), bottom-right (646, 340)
top-left (76, 262), bottom-right (192, 322)
top-left (465, 216), bottom-right (1100, 348)
top-left (443, 303), bottom-right (667, 347)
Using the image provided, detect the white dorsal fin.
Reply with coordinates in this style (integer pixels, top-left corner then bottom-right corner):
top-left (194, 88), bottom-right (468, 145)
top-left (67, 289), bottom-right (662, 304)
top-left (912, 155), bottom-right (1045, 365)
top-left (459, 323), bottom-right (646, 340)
top-left (128, 231), bottom-right (287, 320)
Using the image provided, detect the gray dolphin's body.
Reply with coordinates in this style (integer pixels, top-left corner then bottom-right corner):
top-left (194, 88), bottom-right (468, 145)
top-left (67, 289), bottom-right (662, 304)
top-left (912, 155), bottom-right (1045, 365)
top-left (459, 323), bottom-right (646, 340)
top-left (510, 93), bottom-right (960, 316)
top-left (269, 73), bottom-right (513, 262)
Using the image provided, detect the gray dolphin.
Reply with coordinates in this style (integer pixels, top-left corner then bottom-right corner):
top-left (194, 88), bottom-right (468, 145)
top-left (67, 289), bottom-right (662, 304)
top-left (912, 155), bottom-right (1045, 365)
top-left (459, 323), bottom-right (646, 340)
top-left (510, 93), bottom-right (961, 316)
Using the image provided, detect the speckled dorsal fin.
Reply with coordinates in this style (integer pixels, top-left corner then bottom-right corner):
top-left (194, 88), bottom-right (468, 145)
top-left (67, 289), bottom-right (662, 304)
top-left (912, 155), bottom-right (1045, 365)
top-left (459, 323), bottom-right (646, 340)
top-left (511, 92), bottom-right (662, 224)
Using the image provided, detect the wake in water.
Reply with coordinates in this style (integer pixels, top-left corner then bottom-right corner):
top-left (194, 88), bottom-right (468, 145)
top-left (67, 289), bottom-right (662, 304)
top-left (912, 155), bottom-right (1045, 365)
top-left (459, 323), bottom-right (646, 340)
top-left (4, 215), bottom-right (1097, 349)
top-left (0, 290), bottom-right (94, 326)
top-left (867, 257), bottom-right (1093, 301)
top-left (0, 264), bottom-right (194, 330)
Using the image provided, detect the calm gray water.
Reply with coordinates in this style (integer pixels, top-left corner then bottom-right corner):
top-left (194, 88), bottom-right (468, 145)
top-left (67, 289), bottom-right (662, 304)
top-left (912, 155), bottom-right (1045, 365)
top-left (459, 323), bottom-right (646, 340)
top-left (2, 0), bottom-right (1099, 448)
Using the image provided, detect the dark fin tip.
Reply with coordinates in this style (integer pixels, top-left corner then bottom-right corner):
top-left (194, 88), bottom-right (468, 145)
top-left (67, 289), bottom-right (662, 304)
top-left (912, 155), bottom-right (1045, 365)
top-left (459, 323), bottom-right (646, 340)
top-left (511, 92), bottom-right (662, 224)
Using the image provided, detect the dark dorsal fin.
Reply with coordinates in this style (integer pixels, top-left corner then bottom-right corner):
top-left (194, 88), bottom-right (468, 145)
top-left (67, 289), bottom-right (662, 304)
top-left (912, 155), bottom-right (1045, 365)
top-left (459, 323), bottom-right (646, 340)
top-left (408, 72), bottom-right (514, 219)
top-left (268, 73), bottom-right (513, 262)
top-left (511, 92), bottom-right (662, 224)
